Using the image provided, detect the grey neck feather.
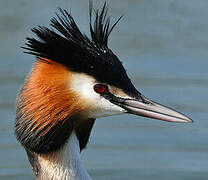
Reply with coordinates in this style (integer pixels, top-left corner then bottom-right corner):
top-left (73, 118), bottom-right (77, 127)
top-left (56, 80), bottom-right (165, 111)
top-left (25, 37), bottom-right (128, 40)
top-left (31, 131), bottom-right (92, 180)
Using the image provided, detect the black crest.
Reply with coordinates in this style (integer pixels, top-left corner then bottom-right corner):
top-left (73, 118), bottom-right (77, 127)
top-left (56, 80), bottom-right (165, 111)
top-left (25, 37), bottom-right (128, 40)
top-left (23, 2), bottom-right (138, 96)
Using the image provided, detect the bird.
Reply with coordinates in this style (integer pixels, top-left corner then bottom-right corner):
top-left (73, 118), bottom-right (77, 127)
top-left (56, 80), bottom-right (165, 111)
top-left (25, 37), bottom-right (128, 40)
top-left (15, 2), bottom-right (193, 180)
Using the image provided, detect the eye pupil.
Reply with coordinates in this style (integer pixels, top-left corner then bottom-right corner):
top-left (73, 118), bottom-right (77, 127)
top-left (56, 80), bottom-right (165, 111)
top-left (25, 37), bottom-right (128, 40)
top-left (94, 84), bottom-right (107, 94)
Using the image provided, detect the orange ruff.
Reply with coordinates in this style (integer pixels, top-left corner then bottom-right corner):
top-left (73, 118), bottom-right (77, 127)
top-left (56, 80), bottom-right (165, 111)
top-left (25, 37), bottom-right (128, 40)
top-left (20, 59), bottom-right (85, 136)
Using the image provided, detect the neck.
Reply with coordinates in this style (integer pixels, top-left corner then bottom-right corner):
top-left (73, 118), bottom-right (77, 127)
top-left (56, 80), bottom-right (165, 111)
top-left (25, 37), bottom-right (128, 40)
top-left (33, 131), bottom-right (92, 180)
top-left (15, 61), bottom-right (96, 179)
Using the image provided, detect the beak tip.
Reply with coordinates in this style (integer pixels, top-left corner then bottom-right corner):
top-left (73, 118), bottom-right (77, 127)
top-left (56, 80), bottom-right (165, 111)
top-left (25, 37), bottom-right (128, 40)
top-left (185, 118), bottom-right (194, 123)
top-left (174, 116), bottom-right (193, 123)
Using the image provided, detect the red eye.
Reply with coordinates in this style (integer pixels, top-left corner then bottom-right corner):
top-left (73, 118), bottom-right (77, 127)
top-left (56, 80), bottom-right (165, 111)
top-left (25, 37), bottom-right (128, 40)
top-left (93, 84), bottom-right (108, 94)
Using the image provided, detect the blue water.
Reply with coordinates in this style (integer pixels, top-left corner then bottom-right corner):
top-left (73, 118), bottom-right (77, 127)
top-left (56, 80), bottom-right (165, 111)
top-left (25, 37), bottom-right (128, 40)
top-left (0, 0), bottom-right (208, 179)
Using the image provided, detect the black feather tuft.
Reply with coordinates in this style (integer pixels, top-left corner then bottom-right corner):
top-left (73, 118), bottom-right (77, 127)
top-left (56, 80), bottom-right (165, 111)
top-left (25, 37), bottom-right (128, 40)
top-left (23, 2), bottom-right (138, 96)
top-left (89, 2), bottom-right (122, 47)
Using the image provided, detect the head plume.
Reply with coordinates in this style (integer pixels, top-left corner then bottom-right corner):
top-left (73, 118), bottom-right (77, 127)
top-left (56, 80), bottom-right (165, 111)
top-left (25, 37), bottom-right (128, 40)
top-left (23, 2), bottom-right (137, 95)
top-left (23, 2), bottom-right (122, 62)
top-left (89, 2), bottom-right (122, 47)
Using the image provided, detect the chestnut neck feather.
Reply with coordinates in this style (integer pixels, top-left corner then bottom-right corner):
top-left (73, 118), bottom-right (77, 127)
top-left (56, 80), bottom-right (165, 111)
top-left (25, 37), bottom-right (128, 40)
top-left (15, 60), bottom-right (95, 154)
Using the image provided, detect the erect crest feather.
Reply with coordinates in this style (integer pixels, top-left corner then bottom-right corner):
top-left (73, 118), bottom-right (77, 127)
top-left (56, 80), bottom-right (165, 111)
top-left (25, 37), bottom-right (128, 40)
top-left (89, 2), bottom-right (122, 47)
top-left (23, 2), bottom-right (122, 60)
top-left (23, 2), bottom-right (137, 96)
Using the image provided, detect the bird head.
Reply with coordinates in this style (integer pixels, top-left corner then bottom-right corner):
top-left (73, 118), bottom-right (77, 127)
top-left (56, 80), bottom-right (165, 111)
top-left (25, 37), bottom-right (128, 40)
top-left (15, 3), bottom-right (192, 155)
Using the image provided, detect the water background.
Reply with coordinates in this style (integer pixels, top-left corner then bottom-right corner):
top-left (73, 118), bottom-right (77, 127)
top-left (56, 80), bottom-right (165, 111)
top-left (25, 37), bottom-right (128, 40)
top-left (0, 0), bottom-right (208, 179)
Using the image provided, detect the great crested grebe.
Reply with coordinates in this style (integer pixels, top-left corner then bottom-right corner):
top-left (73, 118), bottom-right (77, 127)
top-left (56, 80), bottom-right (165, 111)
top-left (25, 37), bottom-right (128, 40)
top-left (15, 2), bottom-right (192, 180)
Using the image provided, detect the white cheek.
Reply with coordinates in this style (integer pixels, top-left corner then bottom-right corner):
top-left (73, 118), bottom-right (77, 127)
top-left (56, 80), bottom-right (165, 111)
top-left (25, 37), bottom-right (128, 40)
top-left (70, 73), bottom-right (126, 118)
top-left (88, 96), bottom-right (125, 118)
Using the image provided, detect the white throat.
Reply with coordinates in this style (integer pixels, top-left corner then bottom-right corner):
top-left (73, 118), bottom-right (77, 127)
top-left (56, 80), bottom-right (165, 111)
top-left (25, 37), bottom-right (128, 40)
top-left (37, 131), bottom-right (92, 180)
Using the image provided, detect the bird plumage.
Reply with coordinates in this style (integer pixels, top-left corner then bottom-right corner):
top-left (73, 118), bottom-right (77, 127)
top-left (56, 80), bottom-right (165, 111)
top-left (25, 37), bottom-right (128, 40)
top-left (15, 2), bottom-right (192, 179)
